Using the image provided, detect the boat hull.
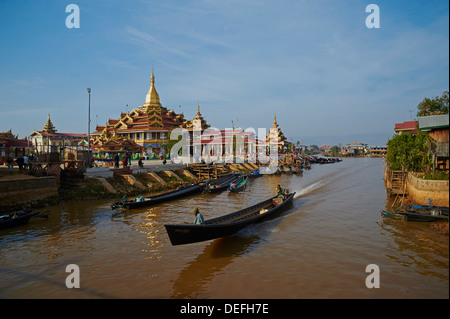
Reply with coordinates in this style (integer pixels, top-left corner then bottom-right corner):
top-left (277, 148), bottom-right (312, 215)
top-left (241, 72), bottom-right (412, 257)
top-left (165, 193), bottom-right (295, 245)
top-left (0, 211), bottom-right (40, 230)
top-left (398, 210), bottom-right (449, 222)
top-left (112, 180), bottom-right (208, 209)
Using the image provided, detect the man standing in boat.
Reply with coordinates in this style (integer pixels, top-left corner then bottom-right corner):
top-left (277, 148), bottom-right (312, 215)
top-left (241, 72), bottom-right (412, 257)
top-left (193, 207), bottom-right (204, 224)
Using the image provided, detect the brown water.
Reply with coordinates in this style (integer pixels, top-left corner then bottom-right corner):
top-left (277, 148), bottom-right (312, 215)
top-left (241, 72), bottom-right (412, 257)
top-left (0, 157), bottom-right (448, 299)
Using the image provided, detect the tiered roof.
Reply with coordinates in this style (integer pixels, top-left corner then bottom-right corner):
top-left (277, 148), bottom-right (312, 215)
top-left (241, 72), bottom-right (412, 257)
top-left (93, 71), bottom-right (209, 136)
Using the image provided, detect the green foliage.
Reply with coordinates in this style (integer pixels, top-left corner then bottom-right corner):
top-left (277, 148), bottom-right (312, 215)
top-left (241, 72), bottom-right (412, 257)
top-left (386, 131), bottom-right (432, 172)
top-left (417, 91), bottom-right (449, 117)
top-left (330, 145), bottom-right (340, 156)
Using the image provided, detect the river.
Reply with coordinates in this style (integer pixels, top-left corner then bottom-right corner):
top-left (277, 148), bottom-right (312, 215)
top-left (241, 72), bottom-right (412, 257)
top-left (0, 157), bottom-right (448, 299)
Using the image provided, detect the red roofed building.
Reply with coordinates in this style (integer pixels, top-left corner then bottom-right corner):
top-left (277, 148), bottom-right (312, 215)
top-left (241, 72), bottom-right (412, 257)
top-left (0, 130), bottom-right (32, 164)
top-left (29, 114), bottom-right (87, 160)
top-left (394, 121), bottom-right (418, 135)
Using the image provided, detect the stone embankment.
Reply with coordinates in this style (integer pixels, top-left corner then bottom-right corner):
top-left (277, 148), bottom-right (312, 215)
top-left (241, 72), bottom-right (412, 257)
top-left (406, 172), bottom-right (449, 207)
top-left (0, 162), bottom-right (260, 211)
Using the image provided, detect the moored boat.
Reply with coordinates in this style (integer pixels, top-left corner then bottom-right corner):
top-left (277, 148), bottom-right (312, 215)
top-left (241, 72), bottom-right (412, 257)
top-left (0, 211), bottom-right (43, 230)
top-left (228, 174), bottom-right (248, 192)
top-left (164, 192), bottom-right (296, 245)
top-left (248, 169), bottom-right (262, 178)
top-left (397, 209), bottom-right (449, 222)
top-left (111, 179), bottom-right (210, 209)
top-left (205, 173), bottom-right (241, 193)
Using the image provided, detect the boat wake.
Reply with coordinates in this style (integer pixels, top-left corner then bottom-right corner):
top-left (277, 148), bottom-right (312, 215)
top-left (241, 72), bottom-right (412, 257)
top-left (293, 180), bottom-right (325, 199)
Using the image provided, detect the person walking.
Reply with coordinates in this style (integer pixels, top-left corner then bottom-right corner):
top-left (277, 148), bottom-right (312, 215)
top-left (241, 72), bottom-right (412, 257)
top-left (6, 156), bottom-right (13, 174)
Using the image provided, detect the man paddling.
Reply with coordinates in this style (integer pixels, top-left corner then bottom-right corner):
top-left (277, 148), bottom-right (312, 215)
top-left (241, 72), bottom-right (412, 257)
top-left (275, 184), bottom-right (284, 197)
top-left (193, 207), bottom-right (204, 224)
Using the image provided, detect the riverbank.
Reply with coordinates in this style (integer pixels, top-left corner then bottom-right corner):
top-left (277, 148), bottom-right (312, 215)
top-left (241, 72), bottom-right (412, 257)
top-left (0, 168), bottom-right (196, 213)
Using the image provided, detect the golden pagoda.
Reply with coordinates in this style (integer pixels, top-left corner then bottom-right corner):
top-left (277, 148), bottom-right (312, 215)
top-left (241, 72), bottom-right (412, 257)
top-left (266, 114), bottom-right (286, 152)
top-left (92, 70), bottom-right (211, 155)
top-left (42, 114), bottom-right (57, 133)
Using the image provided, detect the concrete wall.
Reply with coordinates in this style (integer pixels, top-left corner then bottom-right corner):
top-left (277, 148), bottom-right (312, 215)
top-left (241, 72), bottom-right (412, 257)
top-left (0, 176), bottom-right (58, 207)
top-left (406, 172), bottom-right (449, 207)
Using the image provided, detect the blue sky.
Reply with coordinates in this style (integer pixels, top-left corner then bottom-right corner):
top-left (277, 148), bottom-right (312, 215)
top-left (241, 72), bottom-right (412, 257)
top-left (0, 0), bottom-right (448, 146)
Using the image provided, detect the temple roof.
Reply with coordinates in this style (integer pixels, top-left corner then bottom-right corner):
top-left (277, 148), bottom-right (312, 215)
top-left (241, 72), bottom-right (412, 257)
top-left (144, 71), bottom-right (162, 110)
top-left (42, 114), bottom-right (57, 133)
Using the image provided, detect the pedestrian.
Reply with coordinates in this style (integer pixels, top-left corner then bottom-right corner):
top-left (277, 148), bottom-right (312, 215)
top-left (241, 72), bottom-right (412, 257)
top-left (16, 156), bottom-right (24, 171)
top-left (193, 207), bottom-right (204, 224)
top-left (23, 154), bottom-right (29, 170)
top-left (6, 156), bottom-right (13, 174)
top-left (114, 154), bottom-right (119, 168)
top-left (123, 154), bottom-right (128, 168)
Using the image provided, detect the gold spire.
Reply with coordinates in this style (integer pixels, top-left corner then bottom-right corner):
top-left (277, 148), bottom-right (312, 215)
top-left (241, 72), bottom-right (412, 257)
top-left (144, 70), bottom-right (162, 109)
top-left (272, 113), bottom-right (279, 128)
top-left (42, 114), bottom-right (57, 133)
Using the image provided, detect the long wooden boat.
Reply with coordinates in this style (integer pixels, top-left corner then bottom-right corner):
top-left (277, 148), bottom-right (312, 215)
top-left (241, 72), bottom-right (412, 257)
top-left (0, 211), bottom-right (41, 230)
top-left (164, 192), bottom-right (295, 245)
top-left (397, 209), bottom-right (449, 222)
top-left (111, 179), bottom-right (210, 209)
top-left (205, 173), bottom-right (241, 193)
top-left (228, 175), bottom-right (248, 192)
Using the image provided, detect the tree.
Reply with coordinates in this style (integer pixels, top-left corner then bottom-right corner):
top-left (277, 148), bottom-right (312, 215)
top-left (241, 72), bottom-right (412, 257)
top-left (416, 91), bottom-right (449, 117)
top-left (386, 131), bottom-right (432, 172)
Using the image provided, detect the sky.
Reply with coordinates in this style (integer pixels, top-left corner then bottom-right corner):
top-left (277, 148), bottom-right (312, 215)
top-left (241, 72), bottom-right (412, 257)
top-left (0, 0), bottom-right (448, 146)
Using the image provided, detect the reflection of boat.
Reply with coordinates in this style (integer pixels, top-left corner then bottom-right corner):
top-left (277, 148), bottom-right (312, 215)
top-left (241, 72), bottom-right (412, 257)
top-left (228, 175), bottom-right (248, 193)
top-left (111, 179), bottom-right (210, 209)
top-left (164, 193), bottom-right (295, 245)
top-left (205, 173), bottom-right (241, 193)
top-left (171, 235), bottom-right (260, 298)
top-left (0, 211), bottom-right (43, 229)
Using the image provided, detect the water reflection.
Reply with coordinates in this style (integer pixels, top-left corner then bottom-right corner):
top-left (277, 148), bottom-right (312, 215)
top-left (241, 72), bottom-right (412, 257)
top-left (170, 235), bottom-right (261, 298)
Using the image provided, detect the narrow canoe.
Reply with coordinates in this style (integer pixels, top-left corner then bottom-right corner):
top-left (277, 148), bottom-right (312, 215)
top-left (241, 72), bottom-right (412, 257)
top-left (205, 173), bottom-right (241, 193)
top-left (0, 211), bottom-right (41, 230)
top-left (229, 175), bottom-right (248, 192)
top-left (164, 192), bottom-right (295, 245)
top-left (111, 179), bottom-right (210, 209)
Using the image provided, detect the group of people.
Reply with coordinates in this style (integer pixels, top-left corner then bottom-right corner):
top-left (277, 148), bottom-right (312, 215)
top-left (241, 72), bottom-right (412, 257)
top-left (191, 184), bottom-right (288, 224)
top-left (5, 154), bottom-right (34, 173)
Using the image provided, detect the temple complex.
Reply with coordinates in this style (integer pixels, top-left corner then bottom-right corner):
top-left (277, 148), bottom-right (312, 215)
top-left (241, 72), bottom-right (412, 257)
top-left (92, 71), bottom-right (210, 156)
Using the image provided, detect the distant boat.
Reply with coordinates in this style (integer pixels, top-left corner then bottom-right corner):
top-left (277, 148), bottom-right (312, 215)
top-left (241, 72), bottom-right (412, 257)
top-left (229, 175), bottom-right (248, 192)
top-left (164, 192), bottom-right (295, 245)
top-left (111, 179), bottom-right (210, 209)
top-left (205, 173), bottom-right (241, 193)
top-left (0, 211), bottom-right (44, 230)
top-left (248, 169), bottom-right (262, 178)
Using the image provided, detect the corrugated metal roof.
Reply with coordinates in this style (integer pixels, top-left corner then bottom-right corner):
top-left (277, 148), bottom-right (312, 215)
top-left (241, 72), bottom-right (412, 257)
top-left (418, 114), bottom-right (449, 130)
